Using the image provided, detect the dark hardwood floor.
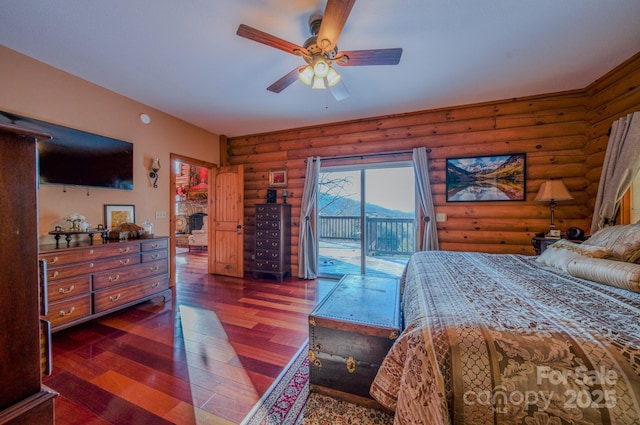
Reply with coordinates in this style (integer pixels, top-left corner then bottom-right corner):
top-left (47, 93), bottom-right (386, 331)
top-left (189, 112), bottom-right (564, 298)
top-left (43, 251), bottom-right (334, 424)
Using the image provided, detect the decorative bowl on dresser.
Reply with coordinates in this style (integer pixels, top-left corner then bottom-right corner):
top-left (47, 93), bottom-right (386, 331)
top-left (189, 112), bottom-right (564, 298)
top-left (39, 237), bottom-right (171, 332)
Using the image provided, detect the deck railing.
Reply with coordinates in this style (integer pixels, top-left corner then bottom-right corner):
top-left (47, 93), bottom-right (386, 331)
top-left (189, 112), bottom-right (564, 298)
top-left (319, 215), bottom-right (415, 256)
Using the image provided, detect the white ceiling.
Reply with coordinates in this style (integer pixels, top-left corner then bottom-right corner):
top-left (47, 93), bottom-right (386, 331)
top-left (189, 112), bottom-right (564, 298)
top-left (1, 1), bottom-right (639, 137)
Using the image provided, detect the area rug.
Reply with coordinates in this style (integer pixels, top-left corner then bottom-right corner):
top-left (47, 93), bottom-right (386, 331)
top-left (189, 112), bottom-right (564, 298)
top-left (241, 340), bottom-right (394, 425)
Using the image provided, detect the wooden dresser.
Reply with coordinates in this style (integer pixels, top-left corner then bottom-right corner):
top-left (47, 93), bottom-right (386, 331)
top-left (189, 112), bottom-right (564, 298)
top-left (252, 204), bottom-right (291, 282)
top-left (39, 237), bottom-right (171, 332)
top-left (0, 124), bottom-right (56, 425)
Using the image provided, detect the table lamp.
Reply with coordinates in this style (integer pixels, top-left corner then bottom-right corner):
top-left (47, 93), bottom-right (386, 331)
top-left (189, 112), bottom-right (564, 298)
top-left (535, 179), bottom-right (573, 235)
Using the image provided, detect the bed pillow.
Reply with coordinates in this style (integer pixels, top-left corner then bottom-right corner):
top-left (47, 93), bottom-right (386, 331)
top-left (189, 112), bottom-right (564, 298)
top-left (583, 224), bottom-right (640, 263)
top-left (535, 239), bottom-right (612, 272)
top-left (567, 257), bottom-right (640, 293)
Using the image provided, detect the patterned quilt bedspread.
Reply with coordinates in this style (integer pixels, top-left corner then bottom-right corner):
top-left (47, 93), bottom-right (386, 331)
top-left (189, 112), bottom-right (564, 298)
top-left (370, 251), bottom-right (640, 425)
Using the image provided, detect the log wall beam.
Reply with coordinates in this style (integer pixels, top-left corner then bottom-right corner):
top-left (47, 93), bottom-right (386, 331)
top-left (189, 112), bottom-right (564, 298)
top-left (226, 52), bottom-right (640, 277)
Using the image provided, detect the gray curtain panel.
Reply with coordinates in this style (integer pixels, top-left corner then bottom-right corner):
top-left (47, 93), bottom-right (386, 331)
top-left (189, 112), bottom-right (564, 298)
top-left (298, 156), bottom-right (321, 279)
top-left (412, 147), bottom-right (439, 251)
top-left (591, 111), bottom-right (640, 233)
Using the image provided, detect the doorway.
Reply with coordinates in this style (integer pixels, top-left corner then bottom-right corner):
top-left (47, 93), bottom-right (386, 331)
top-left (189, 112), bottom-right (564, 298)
top-left (317, 162), bottom-right (416, 278)
top-left (170, 154), bottom-right (214, 284)
top-left (174, 160), bottom-right (209, 254)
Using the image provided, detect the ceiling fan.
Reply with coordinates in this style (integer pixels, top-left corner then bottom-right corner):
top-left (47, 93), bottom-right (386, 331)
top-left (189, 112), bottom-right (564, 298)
top-left (236, 0), bottom-right (402, 101)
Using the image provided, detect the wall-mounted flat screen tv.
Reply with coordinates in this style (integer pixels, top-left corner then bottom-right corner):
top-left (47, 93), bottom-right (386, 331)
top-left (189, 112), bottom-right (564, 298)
top-left (0, 111), bottom-right (133, 190)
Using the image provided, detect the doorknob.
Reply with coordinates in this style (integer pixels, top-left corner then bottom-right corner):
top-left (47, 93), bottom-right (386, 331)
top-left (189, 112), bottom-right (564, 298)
top-left (237, 224), bottom-right (243, 235)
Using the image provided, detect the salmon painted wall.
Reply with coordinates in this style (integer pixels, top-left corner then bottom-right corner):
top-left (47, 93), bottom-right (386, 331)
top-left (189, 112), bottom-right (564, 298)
top-left (0, 46), bottom-right (220, 245)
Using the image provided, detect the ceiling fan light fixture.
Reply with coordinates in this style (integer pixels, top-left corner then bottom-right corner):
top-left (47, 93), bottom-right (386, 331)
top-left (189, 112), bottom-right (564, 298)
top-left (313, 59), bottom-right (330, 78)
top-left (237, 1), bottom-right (403, 99)
top-left (326, 66), bottom-right (341, 87)
top-left (298, 65), bottom-right (314, 86)
top-left (311, 76), bottom-right (326, 90)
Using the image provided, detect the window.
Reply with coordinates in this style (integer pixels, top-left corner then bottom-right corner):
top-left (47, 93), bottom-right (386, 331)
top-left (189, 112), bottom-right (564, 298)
top-left (318, 162), bottom-right (416, 278)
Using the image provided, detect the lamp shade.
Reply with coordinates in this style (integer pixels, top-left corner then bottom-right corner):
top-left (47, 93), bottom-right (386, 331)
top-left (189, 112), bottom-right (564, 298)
top-left (298, 66), bottom-right (314, 86)
top-left (535, 179), bottom-right (573, 202)
top-left (151, 158), bottom-right (161, 172)
top-left (313, 59), bottom-right (330, 78)
top-left (311, 76), bottom-right (326, 90)
top-left (326, 67), bottom-right (341, 87)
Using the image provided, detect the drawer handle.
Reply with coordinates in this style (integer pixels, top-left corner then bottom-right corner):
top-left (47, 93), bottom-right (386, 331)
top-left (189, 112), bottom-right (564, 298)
top-left (58, 285), bottom-right (75, 294)
top-left (119, 247), bottom-right (130, 253)
top-left (151, 243), bottom-right (159, 249)
top-left (150, 266), bottom-right (160, 272)
top-left (107, 274), bottom-right (120, 282)
top-left (151, 253), bottom-right (160, 259)
top-left (151, 282), bottom-right (160, 289)
top-left (109, 294), bottom-right (121, 302)
top-left (50, 271), bottom-right (59, 279)
top-left (119, 259), bottom-right (130, 266)
top-left (59, 307), bottom-right (75, 317)
top-left (49, 256), bottom-right (59, 264)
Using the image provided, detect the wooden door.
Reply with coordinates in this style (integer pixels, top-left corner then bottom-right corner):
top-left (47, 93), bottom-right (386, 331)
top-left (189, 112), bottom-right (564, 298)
top-left (210, 165), bottom-right (244, 277)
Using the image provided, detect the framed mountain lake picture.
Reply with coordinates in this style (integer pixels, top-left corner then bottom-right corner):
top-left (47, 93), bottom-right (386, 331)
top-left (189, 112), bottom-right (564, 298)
top-left (445, 153), bottom-right (526, 202)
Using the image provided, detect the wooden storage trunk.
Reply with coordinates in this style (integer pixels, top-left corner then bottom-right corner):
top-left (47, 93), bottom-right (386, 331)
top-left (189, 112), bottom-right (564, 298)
top-left (308, 274), bottom-right (401, 398)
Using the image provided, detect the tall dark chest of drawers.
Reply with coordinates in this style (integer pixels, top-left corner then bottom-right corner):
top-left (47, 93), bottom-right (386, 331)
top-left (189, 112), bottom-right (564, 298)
top-left (253, 204), bottom-right (291, 282)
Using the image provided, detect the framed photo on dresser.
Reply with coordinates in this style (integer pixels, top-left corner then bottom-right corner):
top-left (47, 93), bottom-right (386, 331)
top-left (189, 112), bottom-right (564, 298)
top-left (104, 204), bottom-right (135, 230)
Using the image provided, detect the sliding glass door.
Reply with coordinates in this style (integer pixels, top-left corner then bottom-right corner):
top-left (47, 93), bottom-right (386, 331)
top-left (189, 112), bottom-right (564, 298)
top-left (318, 163), bottom-right (416, 278)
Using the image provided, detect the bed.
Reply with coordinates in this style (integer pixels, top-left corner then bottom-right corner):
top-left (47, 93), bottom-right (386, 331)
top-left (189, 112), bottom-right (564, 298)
top-left (370, 224), bottom-right (640, 425)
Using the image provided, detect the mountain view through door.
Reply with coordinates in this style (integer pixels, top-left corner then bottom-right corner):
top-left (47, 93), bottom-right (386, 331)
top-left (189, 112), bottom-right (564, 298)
top-left (318, 165), bottom-right (416, 278)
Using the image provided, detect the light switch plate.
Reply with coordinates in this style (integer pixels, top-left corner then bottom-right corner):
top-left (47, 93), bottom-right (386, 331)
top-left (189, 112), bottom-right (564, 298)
top-left (155, 210), bottom-right (167, 219)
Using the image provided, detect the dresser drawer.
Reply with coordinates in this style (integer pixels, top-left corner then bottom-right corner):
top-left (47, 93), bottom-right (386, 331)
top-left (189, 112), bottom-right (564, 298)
top-left (93, 275), bottom-right (170, 313)
top-left (92, 260), bottom-right (168, 290)
top-left (255, 249), bottom-right (281, 262)
top-left (44, 253), bottom-right (140, 281)
top-left (40, 249), bottom-right (89, 267)
top-left (141, 249), bottom-right (168, 263)
top-left (45, 295), bottom-right (91, 328)
top-left (141, 238), bottom-right (168, 251)
top-left (255, 229), bottom-right (280, 240)
top-left (256, 239), bottom-right (281, 250)
top-left (47, 275), bottom-right (91, 303)
top-left (254, 259), bottom-right (282, 272)
top-left (256, 212), bottom-right (281, 221)
top-left (40, 242), bottom-right (140, 266)
top-left (255, 220), bottom-right (281, 230)
top-left (256, 204), bottom-right (283, 214)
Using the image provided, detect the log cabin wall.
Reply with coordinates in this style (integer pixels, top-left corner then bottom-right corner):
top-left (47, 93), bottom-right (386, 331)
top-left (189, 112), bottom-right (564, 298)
top-left (584, 53), bottom-right (640, 217)
top-left (224, 53), bottom-right (640, 278)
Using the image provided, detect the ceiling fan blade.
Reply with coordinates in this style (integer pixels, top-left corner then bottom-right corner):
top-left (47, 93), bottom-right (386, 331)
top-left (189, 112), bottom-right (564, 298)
top-left (237, 24), bottom-right (308, 56)
top-left (329, 80), bottom-right (350, 101)
top-left (317, 0), bottom-right (356, 53)
top-left (336, 48), bottom-right (403, 66)
top-left (267, 67), bottom-right (302, 93)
